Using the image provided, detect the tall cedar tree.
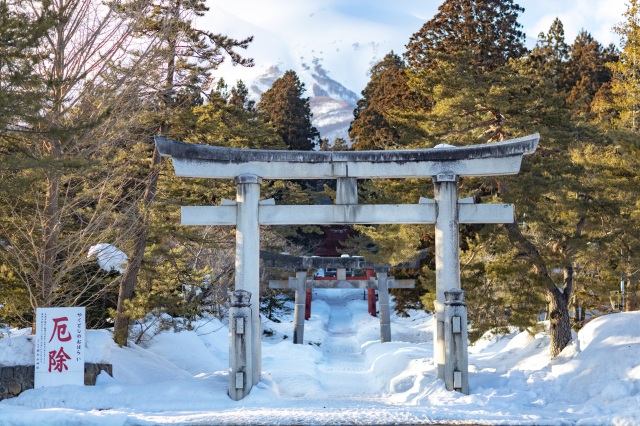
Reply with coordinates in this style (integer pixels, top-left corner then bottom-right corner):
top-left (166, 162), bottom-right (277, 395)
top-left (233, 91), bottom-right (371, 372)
top-left (531, 21), bottom-right (617, 121)
top-left (349, 52), bottom-right (426, 150)
top-left (258, 70), bottom-right (320, 151)
top-left (405, 0), bottom-right (526, 72)
top-left (112, 0), bottom-right (253, 346)
top-left (400, 3), bottom-right (591, 356)
top-left (349, 1), bottom-right (529, 324)
top-left (347, 52), bottom-right (431, 312)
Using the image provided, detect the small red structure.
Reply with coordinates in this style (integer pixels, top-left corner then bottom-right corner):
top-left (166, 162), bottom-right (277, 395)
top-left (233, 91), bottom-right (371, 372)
top-left (306, 267), bottom-right (377, 319)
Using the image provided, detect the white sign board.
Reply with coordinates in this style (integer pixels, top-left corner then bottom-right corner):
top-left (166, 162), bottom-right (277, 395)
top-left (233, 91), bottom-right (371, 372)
top-left (34, 307), bottom-right (85, 388)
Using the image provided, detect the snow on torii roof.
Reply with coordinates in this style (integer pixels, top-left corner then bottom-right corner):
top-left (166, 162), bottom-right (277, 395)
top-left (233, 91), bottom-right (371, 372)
top-left (155, 133), bottom-right (539, 180)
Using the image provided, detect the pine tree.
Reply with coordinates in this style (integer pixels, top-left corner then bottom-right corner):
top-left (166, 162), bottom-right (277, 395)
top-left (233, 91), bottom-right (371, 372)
top-left (112, 0), bottom-right (254, 346)
top-left (589, 44), bottom-right (620, 126)
top-left (0, 0), bottom-right (51, 138)
top-left (229, 80), bottom-right (255, 111)
top-left (0, 0), bottom-right (162, 332)
top-left (331, 137), bottom-right (349, 151)
top-left (349, 1), bottom-right (530, 321)
top-left (373, 50), bottom-right (571, 344)
top-left (358, 0), bottom-right (620, 357)
top-left (258, 70), bottom-right (319, 150)
top-left (319, 138), bottom-right (331, 151)
top-left (172, 91), bottom-right (285, 150)
top-left (530, 18), bottom-right (570, 91)
top-left (116, 71), bottom-right (302, 341)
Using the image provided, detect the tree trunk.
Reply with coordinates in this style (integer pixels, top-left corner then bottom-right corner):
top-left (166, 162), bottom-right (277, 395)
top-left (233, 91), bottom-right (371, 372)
top-left (32, 174), bottom-right (60, 334)
top-left (112, 147), bottom-right (161, 346)
top-left (111, 11), bottom-right (176, 345)
top-left (113, 216), bottom-right (149, 346)
top-left (42, 174), bottom-right (60, 307)
top-left (548, 265), bottom-right (574, 358)
top-left (504, 222), bottom-right (574, 357)
top-left (548, 288), bottom-right (572, 357)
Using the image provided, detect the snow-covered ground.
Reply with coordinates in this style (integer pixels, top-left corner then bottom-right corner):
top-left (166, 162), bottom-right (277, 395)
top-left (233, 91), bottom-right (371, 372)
top-left (1, 289), bottom-right (639, 425)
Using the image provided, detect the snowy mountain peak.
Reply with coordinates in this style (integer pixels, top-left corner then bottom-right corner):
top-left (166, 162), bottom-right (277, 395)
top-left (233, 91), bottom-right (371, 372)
top-left (244, 60), bottom-right (359, 143)
top-left (202, 1), bottom-right (432, 143)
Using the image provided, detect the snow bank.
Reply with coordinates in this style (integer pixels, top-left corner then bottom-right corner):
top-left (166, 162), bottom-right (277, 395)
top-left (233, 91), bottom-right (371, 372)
top-left (87, 243), bottom-right (128, 274)
top-left (0, 334), bottom-right (33, 366)
top-left (1, 296), bottom-right (639, 425)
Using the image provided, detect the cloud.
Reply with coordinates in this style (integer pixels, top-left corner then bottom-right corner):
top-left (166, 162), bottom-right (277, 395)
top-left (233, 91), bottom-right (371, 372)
top-left (204, 0), bottom-right (628, 96)
top-left (520, 0), bottom-right (625, 46)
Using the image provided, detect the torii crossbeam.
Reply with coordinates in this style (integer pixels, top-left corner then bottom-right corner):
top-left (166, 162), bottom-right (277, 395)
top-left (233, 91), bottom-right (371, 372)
top-left (156, 133), bottom-right (538, 398)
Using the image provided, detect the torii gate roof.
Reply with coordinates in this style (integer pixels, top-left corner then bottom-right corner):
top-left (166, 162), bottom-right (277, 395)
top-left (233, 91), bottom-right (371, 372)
top-left (155, 133), bottom-right (539, 179)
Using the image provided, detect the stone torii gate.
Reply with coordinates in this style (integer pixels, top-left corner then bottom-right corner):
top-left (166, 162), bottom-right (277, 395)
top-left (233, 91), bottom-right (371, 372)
top-left (155, 133), bottom-right (538, 398)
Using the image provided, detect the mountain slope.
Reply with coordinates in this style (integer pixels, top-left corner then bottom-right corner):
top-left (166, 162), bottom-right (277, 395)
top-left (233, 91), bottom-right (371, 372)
top-left (202, 1), bottom-right (435, 143)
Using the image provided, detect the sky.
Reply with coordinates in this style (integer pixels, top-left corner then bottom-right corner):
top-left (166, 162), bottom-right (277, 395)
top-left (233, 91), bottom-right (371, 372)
top-left (208, 0), bottom-right (628, 47)
top-left (520, 0), bottom-right (626, 47)
top-left (203, 0), bottom-right (629, 98)
top-left (1, 289), bottom-right (639, 424)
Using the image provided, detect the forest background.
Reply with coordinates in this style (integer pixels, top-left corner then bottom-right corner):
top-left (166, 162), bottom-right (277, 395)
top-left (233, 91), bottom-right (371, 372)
top-left (2, 0), bottom-right (640, 359)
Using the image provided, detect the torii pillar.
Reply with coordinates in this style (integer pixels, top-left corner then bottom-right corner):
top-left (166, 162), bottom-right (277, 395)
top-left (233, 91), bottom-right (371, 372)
top-left (433, 172), bottom-right (461, 384)
top-left (235, 174), bottom-right (262, 386)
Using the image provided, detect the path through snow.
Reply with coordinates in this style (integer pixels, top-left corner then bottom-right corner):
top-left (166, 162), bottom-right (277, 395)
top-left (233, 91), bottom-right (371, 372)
top-left (316, 290), bottom-right (375, 396)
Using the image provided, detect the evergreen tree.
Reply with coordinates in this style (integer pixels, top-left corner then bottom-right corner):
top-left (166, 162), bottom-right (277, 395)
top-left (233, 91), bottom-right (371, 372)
top-left (0, 0), bottom-right (51, 138)
top-left (606, 0), bottom-right (640, 131)
top-left (0, 0), bottom-right (160, 331)
top-left (530, 18), bottom-right (570, 92)
top-left (349, 0), bottom-right (530, 323)
top-left (258, 70), bottom-right (319, 150)
top-left (331, 137), bottom-right (349, 151)
top-left (112, 0), bottom-right (254, 346)
top-left (417, 49), bottom-right (637, 357)
top-left (375, 49), bottom-right (570, 344)
top-left (349, 52), bottom-right (426, 150)
top-left (172, 91), bottom-right (285, 150)
top-left (355, 1), bottom-right (622, 357)
top-left (229, 80), bottom-right (255, 111)
top-left (319, 138), bottom-right (331, 151)
top-left (403, 0), bottom-right (531, 143)
top-left (565, 31), bottom-right (616, 118)
top-left (113, 80), bottom-right (295, 342)
top-left (405, 0), bottom-right (527, 72)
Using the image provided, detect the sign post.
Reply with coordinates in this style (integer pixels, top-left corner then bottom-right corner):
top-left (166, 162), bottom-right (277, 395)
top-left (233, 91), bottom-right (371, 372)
top-left (35, 307), bottom-right (86, 388)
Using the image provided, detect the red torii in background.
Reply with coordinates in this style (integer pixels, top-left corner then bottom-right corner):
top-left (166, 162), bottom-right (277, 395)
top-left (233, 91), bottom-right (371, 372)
top-left (305, 267), bottom-right (377, 319)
